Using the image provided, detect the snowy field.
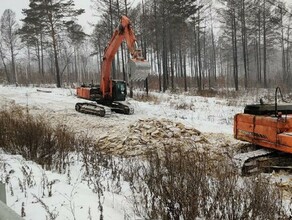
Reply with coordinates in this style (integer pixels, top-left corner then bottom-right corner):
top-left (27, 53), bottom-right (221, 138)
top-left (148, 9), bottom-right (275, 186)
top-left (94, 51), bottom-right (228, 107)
top-left (0, 85), bottom-right (291, 219)
top-left (0, 85), bottom-right (242, 134)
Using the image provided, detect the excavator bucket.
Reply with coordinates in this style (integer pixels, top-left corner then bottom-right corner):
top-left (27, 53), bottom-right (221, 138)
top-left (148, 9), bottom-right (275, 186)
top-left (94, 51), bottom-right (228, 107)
top-left (127, 59), bottom-right (151, 81)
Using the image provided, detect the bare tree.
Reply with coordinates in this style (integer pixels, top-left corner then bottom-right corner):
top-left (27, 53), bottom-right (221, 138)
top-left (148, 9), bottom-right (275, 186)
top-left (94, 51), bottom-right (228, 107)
top-left (0, 9), bottom-right (20, 84)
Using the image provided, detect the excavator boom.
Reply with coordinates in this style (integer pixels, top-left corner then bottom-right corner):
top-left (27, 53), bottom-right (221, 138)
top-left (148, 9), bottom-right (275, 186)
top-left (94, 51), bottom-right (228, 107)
top-left (100, 15), bottom-right (148, 99)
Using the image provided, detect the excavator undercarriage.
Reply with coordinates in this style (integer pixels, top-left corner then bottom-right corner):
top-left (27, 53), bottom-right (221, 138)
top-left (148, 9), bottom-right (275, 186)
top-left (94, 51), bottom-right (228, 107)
top-left (75, 81), bottom-right (134, 117)
top-left (233, 87), bottom-right (292, 175)
top-left (75, 101), bottom-right (133, 117)
top-left (75, 102), bottom-right (112, 117)
top-left (233, 148), bottom-right (292, 175)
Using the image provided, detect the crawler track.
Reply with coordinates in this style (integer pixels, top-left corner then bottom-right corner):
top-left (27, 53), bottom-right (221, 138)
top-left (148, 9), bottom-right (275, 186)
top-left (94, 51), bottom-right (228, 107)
top-left (75, 102), bottom-right (111, 117)
top-left (111, 101), bottom-right (134, 115)
top-left (75, 100), bottom-right (134, 117)
top-left (233, 148), bottom-right (292, 175)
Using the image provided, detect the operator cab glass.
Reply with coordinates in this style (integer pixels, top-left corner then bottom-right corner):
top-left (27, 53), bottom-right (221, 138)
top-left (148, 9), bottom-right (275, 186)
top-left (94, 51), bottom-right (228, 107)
top-left (112, 80), bottom-right (127, 101)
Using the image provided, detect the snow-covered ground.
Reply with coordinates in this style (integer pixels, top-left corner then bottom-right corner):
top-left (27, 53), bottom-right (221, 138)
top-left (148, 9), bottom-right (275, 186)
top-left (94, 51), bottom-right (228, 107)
top-left (0, 85), bottom-right (290, 219)
top-left (0, 85), bottom-right (242, 134)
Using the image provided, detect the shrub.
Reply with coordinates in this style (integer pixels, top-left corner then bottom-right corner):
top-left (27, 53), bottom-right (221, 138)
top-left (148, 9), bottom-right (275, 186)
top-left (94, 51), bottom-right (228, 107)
top-left (0, 105), bottom-right (75, 171)
top-left (133, 92), bottom-right (160, 104)
top-left (126, 147), bottom-right (288, 220)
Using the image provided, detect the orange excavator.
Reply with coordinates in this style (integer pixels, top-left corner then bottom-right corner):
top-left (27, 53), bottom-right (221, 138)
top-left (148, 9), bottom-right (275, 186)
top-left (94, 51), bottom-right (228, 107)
top-left (234, 87), bottom-right (292, 174)
top-left (75, 16), bottom-right (150, 117)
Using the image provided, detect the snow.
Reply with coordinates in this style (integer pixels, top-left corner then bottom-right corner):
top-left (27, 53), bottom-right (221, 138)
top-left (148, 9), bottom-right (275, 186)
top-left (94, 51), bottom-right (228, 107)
top-left (0, 85), bottom-right (241, 135)
top-left (0, 153), bottom-right (135, 220)
top-left (1, 84), bottom-right (287, 219)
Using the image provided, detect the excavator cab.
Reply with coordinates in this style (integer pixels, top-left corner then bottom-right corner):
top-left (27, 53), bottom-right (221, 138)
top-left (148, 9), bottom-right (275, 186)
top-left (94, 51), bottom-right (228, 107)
top-left (112, 80), bottom-right (127, 101)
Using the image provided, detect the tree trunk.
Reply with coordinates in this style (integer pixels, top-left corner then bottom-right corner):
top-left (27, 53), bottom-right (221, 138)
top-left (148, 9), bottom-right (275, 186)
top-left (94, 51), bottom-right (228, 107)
top-left (231, 2), bottom-right (238, 91)
top-left (286, 25), bottom-right (291, 85)
top-left (183, 54), bottom-right (187, 92)
top-left (280, 8), bottom-right (286, 83)
top-left (51, 27), bottom-right (61, 87)
top-left (40, 32), bottom-right (44, 76)
top-left (47, 1), bottom-right (61, 88)
top-left (197, 10), bottom-right (202, 91)
top-left (154, 0), bottom-right (161, 91)
top-left (10, 40), bottom-right (16, 83)
top-left (0, 46), bottom-right (10, 83)
top-left (162, 30), bottom-right (168, 92)
top-left (241, 0), bottom-right (248, 89)
top-left (169, 33), bottom-right (174, 90)
top-left (263, 0), bottom-right (267, 88)
top-left (258, 14), bottom-right (262, 84)
top-left (211, 20), bottom-right (217, 83)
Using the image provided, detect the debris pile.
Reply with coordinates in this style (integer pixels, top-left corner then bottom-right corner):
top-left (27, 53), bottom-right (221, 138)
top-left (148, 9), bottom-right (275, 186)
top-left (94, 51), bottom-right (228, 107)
top-left (95, 118), bottom-right (215, 156)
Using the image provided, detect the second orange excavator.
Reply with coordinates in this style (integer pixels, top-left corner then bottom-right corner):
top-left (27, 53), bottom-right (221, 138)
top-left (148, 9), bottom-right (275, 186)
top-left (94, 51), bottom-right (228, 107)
top-left (75, 16), bottom-right (150, 117)
top-left (234, 87), bottom-right (292, 174)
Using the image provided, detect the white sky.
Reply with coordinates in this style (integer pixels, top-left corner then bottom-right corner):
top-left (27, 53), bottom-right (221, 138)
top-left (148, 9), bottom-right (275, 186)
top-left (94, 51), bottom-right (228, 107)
top-left (1, 0), bottom-right (291, 35)
top-left (0, 0), bottom-right (96, 34)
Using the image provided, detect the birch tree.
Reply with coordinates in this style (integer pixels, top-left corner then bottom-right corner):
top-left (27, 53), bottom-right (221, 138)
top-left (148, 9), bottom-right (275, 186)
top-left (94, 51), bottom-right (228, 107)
top-left (0, 9), bottom-right (20, 84)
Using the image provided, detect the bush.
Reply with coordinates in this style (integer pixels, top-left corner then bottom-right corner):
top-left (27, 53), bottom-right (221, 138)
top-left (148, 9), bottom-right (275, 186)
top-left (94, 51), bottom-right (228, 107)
top-left (0, 105), bottom-right (289, 219)
top-left (133, 92), bottom-right (160, 104)
top-left (0, 106), bottom-right (75, 171)
top-left (125, 147), bottom-right (288, 220)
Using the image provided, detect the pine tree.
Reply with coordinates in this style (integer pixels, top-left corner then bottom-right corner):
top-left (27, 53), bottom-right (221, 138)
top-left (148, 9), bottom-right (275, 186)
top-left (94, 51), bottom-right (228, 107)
top-left (21, 0), bottom-right (85, 87)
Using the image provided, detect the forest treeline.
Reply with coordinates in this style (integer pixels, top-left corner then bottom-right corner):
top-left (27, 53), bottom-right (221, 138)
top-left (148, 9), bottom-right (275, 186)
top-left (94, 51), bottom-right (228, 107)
top-left (0, 0), bottom-right (291, 92)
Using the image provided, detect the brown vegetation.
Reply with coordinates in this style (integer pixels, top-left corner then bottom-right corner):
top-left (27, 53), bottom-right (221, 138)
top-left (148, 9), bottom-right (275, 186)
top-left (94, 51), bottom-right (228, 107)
top-left (0, 104), bottom-right (289, 219)
top-left (126, 148), bottom-right (288, 219)
top-left (0, 105), bottom-right (75, 170)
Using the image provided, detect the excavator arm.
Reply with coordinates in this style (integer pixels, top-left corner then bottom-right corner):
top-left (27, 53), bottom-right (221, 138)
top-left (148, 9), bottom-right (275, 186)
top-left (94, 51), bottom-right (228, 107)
top-left (100, 15), bottom-right (142, 99)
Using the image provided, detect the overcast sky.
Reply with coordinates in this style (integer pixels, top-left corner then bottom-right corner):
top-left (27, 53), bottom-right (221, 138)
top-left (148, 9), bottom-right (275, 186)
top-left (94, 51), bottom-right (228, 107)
top-left (0, 0), bottom-right (291, 35)
top-left (0, 0), bottom-right (95, 34)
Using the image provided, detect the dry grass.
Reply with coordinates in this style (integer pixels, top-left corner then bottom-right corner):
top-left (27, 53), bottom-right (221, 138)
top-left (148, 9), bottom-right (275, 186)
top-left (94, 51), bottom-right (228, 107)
top-left (133, 92), bottom-right (161, 104)
top-left (0, 104), bottom-right (289, 219)
top-left (0, 105), bottom-right (75, 171)
top-left (125, 148), bottom-right (288, 220)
